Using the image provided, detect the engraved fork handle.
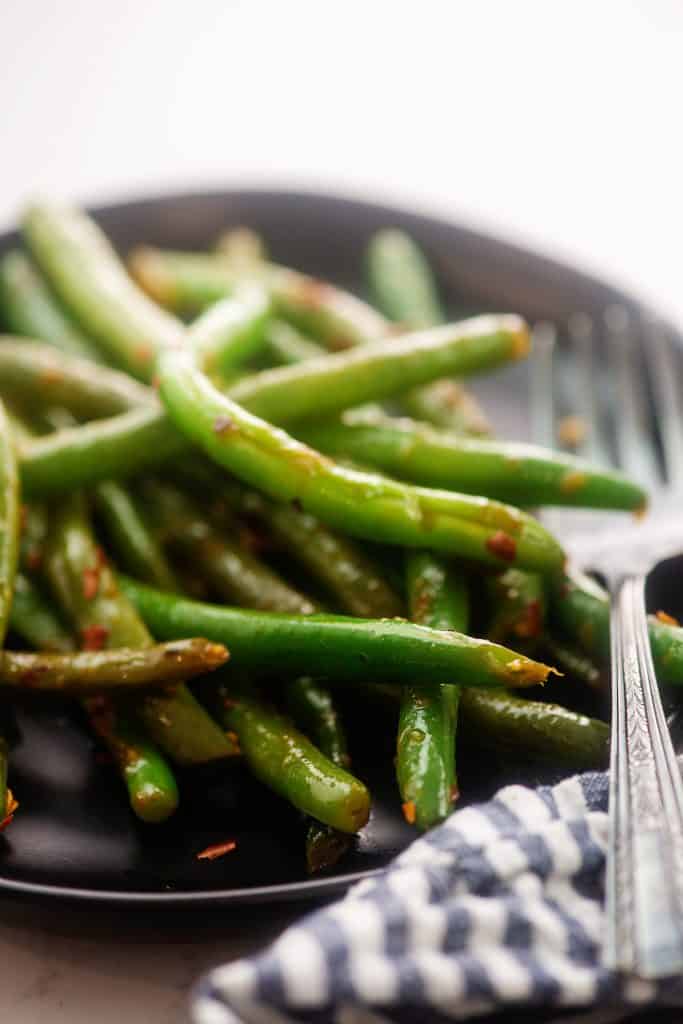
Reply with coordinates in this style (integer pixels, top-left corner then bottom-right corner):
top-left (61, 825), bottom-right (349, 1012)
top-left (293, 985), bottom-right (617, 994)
top-left (603, 572), bottom-right (683, 977)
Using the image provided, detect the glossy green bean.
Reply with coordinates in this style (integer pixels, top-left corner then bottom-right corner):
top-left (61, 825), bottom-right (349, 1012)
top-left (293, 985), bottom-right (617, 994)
top-left (157, 347), bottom-right (564, 573)
top-left (485, 568), bottom-right (546, 646)
top-left (297, 412), bottom-right (646, 511)
top-left (539, 633), bottom-right (603, 690)
top-left (459, 688), bottom-right (609, 769)
top-left (182, 466), bottom-right (402, 619)
top-left (0, 399), bottom-right (20, 646)
top-left (45, 495), bottom-right (237, 761)
top-left (8, 572), bottom-right (73, 652)
top-left (262, 320), bottom-right (326, 366)
top-left (0, 338), bottom-right (150, 418)
top-left (549, 566), bottom-right (683, 686)
top-left (226, 314), bottom-right (530, 425)
top-left (0, 250), bottom-right (101, 362)
top-left (0, 639), bottom-right (227, 693)
top-left (23, 204), bottom-right (183, 380)
top-left (121, 577), bottom-right (555, 689)
top-left (398, 553), bottom-right (464, 830)
top-left (215, 679), bottom-right (370, 833)
top-left (129, 246), bottom-right (386, 349)
top-left (142, 480), bottom-right (317, 614)
top-left (93, 481), bottom-right (178, 593)
top-left (84, 697), bottom-right (179, 823)
top-left (366, 228), bottom-right (490, 436)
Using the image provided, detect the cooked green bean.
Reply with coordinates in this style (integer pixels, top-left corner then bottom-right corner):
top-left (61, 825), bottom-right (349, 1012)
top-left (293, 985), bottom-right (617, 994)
top-left (45, 495), bottom-right (237, 761)
top-left (485, 568), bottom-right (546, 646)
top-left (0, 338), bottom-right (150, 418)
top-left (84, 697), bottom-right (179, 823)
top-left (0, 399), bottom-right (20, 646)
top-left (129, 246), bottom-right (386, 349)
top-left (214, 678), bottom-right (369, 834)
top-left (0, 250), bottom-right (102, 362)
top-left (0, 639), bottom-right (227, 693)
top-left (24, 204), bottom-right (183, 380)
top-left (182, 466), bottom-right (403, 619)
top-left (121, 577), bottom-right (555, 689)
top-left (398, 552), bottom-right (465, 830)
top-left (539, 633), bottom-right (603, 690)
top-left (93, 481), bottom-right (178, 593)
top-left (142, 480), bottom-right (317, 614)
top-left (367, 229), bottom-right (443, 329)
top-left (297, 412), bottom-right (646, 511)
top-left (226, 314), bottom-right (529, 425)
top-left (365, 228), bottom-right (490, 437)
top-left (8, 572), bottom-right (73, 653)
top-left (157, 347), bottom-right (564, 573)
top-left (262, 320), bottom-right (327, 366)
top-left (549, 566), bottom-right (683, 686)
top-left (459, 688), bottom-right (609, 769)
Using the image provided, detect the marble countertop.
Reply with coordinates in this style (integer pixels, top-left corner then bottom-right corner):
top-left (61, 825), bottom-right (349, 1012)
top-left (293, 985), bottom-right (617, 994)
top-left (1, 2), bottom-right (683, 1021)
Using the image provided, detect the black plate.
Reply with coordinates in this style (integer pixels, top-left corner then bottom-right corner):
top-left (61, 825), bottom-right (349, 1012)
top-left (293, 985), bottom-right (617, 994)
top-left (0, 189), bottom-right (680, 908)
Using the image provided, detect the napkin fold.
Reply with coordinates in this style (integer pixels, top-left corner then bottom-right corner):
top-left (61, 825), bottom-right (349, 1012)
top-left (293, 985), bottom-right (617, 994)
top-left (193, 772), bottom-right (683, 1023)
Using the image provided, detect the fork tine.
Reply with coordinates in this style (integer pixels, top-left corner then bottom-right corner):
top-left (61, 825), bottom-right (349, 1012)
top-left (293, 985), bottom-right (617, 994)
top-left (642, 316), bottom-right (683, 494)
top-left (565, 312), bottom-right (613, 467)
top-left (530, 321), bottom-right (556, 448)
top-left (604, 305), bottom-right (661, 490)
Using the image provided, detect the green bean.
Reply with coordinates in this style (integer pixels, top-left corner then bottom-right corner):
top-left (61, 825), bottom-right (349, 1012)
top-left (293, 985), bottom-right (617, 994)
top-left (262, 320), bottom-right (327, 367)
top-left (539, 633), bottom-right (603, 690)
top-left (121, 577), bottom-right (555, 689)
top-left (226, 314), bottom-right (530, 425)
top-left (15, 310), bottom-right (530, 497)
top-left (0, 250), bottom-right (102, 362)
top-left (0, 399), bottom-right (20, 646)
top-left (549, 566), bottom-right (683, 687)
top-left (459, 688), bottom-right (609, 769)
top-left (11, 547), bottom-right (180, 823)
top-left (45, 495), bottom-right (237, 761)
top-left (0, 639), bottom-right (227, 694)
top-left (366, 229), bottom-right (443, 330)
top-left (214, 678), bottom-right (370, 834)
top-left (84, 697), bottom-right (179, 823)
top-left (485, 568), bottom-right (546, 646)
top-left (297, 412), bottom-right (646, 511)
top-left (129, 246), bottom-right (386, 349)
top-left (0, 338), bottom-right (150, 418)
top-left (398, 553), bottom-right (464, 830)
top-left (9, 572), bottom-right (73, 652)
top-left (23, 203), bottom-right (183, 380)
top-left (142, 480), bottom-right (317, 614)
top-left (366, 228), bottom-right (490, 436)
top-left (157, 347), bottom-right (564, 573)
top-left (92, 481), bottom-right (178, 593)
top-left (181, 466), bottom-right (403, 619)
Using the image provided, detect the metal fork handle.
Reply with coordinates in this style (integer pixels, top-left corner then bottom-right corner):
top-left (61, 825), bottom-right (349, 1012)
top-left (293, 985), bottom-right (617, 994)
top-left (604, 572), bottom-right (683, 977)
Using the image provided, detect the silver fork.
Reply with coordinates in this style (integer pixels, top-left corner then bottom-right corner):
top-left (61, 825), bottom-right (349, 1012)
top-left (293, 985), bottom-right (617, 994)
top-left (532, 310), bottom-right (683, 979)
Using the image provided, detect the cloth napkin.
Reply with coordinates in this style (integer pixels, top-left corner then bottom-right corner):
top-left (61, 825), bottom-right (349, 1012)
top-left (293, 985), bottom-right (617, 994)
top-left (192, 771), bottom-right (683, 1023)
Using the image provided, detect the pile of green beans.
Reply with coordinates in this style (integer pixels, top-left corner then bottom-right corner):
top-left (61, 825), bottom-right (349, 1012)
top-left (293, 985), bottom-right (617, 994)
top-left (0, 200), bottom-right (668, 875)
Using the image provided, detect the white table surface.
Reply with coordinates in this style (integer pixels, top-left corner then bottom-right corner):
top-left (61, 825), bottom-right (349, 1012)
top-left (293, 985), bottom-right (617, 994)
top-left (1, 2), bottom-right (682, 1021)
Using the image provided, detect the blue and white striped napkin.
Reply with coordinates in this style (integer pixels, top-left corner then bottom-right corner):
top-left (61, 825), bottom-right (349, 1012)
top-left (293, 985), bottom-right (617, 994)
top-left (193, 772), bottom-right (683, 1023)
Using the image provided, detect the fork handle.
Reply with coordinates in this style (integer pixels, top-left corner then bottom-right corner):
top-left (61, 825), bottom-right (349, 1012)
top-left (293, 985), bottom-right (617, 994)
top-left (604, 572), bottom-right (683, 977)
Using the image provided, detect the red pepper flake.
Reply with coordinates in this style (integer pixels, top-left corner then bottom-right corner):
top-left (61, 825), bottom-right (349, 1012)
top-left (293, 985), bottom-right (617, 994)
top-left (656, 610), bottom-right (680, 628)
top-left (197, 839), bottom-right (237, 861)
top-left (402, 801), bottom-right (416, 825)
top-left (25, 547), bottom-right (43, 572)
top-left (19, 505), bottom-right (28, 532)
top-left (294, 276), bottom-right (332, 310)
top-left (151, 375), bottom-right (161, 391)
top-left (213, 415), bottom-right (236, 436)
top-left (0, 790), bottom-right (18, 832)
top-left (135, 344), bottom-right (153, 365)
top-left (82, 567), bottom-right (100, 600)
top-left (486, 531), bottom-right (517, 562)
top-left (514, 600), bottom-right (542, 639)
top-left (450, 784), bottom-right (460, 804)
top-left (82, 624), bottom-right (110, 651)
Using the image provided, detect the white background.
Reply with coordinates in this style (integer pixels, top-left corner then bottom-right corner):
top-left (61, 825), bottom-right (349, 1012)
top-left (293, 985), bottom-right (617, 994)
top-left (1, 2), bottom-right (682, 1021)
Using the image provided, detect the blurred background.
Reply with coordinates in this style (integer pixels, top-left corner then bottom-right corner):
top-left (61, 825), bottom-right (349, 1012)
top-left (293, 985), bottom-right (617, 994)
top-left (3, 1), bottom-right (683, 319)
top-left (2, 0), bottom-right (683, 322)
